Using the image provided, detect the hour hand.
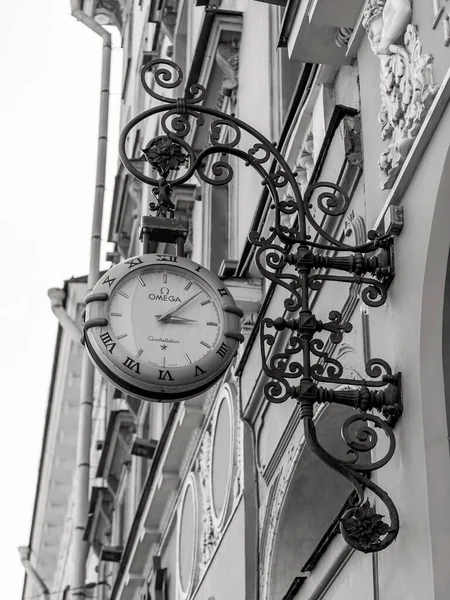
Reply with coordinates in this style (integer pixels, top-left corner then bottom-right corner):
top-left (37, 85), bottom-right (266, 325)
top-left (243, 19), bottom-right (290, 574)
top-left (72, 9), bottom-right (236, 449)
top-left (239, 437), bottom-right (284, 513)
top-left (154, 314), bottom-right (198, 323)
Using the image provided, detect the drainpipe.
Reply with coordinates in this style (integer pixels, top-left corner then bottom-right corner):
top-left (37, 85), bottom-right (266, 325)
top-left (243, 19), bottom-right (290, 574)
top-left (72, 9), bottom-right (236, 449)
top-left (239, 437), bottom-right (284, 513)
top-left (18, 546), bottom-right (50, 600)
top-left (69, 3), bottom-right (111, 599)
top-left (48, 288), bottom-right (82, 345)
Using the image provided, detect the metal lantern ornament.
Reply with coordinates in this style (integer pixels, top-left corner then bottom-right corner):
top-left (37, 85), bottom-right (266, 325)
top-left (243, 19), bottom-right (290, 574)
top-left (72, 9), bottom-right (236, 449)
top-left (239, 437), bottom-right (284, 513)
top-left (84, 58), bottom-right (404, 553)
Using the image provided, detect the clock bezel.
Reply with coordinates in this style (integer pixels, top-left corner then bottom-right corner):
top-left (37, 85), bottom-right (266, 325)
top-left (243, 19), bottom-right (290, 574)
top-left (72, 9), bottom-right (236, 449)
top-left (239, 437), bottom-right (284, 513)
top-left (83, 254), bottom-right (243, 402)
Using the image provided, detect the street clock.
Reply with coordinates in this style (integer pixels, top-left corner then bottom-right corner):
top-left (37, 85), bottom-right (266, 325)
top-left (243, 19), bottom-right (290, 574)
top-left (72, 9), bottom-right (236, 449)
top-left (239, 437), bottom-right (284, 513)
top-left (83, 253), bottom-right (244, 402)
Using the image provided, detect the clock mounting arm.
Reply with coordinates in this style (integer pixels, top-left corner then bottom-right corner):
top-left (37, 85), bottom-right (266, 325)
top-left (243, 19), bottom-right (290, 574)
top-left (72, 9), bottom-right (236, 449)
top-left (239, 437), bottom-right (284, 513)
top-left (113, 58), bottom-right (404, 554)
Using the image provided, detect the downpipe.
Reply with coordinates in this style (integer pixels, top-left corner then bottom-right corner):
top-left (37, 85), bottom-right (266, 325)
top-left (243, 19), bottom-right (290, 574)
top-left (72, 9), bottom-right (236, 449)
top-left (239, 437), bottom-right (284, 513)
top-left (69, 3), bottom-right (111, 599)
top-left (18, 546), bottom-right (50, 600)
top-left (48, 287), bottom-right (82, 345)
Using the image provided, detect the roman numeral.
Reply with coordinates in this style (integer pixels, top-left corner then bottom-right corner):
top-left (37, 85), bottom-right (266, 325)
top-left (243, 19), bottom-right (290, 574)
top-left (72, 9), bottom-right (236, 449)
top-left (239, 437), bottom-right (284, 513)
top-left (156, 255), bottom-right (177, 262)
top-left (216, 342), bottom-right (228, 358)
top-left (123, 357), bottom-right (140, 374)
top-left (125, 257), bottom-right (143, 269)
top-left (158, 369), bottom-right (174, 381)
top-left (195, 265), bottom-right (202, 272)
top-left (103, 275), bottom-right (115, 288)
top-left (217, 288), bottom-right (229, 297)
top-left (99, 332), bottom-right (116, 354)
top-left (194, 365), bottom-right (206, 377)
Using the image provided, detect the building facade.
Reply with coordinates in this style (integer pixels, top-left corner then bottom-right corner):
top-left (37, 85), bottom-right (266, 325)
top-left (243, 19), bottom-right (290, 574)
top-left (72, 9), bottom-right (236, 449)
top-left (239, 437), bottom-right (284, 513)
top-left (22, 278), bottom-right (87, 600)
top-left (23, 1), bottom-right (450, 600)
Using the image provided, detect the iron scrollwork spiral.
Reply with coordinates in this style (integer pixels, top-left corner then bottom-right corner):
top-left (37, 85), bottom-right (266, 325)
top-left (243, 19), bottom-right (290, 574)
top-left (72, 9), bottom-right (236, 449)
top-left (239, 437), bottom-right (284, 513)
top-left (118, 59), bottom-right (403, 553)
top-left (304, 415), bottom-right (399, 552)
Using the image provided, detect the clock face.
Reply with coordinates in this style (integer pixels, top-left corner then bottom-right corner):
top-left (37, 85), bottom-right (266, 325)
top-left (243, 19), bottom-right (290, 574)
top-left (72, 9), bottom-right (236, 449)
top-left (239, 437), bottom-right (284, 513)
top-left (108, 266), bottom-right (222, 369)
top-left (84, 254), bottom-right (243, 402)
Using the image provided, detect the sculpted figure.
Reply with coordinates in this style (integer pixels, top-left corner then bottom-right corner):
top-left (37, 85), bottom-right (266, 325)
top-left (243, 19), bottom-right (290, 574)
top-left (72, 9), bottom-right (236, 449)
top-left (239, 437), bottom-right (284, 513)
top-left (363, 0), bottom-right (412, 55)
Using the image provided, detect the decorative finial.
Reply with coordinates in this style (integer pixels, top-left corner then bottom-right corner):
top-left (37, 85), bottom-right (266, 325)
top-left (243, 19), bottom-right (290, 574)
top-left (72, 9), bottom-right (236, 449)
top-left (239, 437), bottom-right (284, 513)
top-left (340, 499), bottom-right (393, 552)
top-left (140, 135), bottom-right (188, 178)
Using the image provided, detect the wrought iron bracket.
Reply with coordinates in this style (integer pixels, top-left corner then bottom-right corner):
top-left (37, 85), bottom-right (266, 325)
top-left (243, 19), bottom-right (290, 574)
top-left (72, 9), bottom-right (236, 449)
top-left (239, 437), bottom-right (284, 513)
top-left (116, 58), bottom-right (404, 553)
top-left (298, 380), bottom-right (402, 421)
top-left (287, 242), bottom-right (393, 279)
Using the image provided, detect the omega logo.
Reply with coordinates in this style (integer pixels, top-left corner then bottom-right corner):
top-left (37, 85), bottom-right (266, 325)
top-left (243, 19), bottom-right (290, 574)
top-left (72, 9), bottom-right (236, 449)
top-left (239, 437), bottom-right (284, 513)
top-left (148, 286), bottom-right (181, 302)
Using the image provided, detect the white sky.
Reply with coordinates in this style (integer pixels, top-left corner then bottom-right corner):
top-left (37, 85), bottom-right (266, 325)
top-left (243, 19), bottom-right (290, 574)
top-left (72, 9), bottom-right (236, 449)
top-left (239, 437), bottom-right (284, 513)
top-left (0, 1), bottom-right (121, 597)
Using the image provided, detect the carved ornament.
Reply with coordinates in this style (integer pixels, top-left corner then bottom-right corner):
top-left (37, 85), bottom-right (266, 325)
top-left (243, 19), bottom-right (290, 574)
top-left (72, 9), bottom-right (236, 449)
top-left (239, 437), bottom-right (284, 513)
top-left (363, 1), bottom-right (439, 188)
top-left (295, 131), bottom-right (314, 194)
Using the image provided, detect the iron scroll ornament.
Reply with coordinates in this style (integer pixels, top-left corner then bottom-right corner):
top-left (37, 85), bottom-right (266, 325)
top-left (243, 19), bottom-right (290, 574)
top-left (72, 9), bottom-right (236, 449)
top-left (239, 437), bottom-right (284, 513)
top-left (118, 59), bottom-right (402, 553)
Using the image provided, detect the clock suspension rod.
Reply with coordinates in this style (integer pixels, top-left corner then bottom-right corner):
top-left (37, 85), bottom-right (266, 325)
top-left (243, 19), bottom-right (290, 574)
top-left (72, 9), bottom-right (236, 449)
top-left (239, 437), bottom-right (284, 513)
top-left (139, 215), bottom-right (189, 257)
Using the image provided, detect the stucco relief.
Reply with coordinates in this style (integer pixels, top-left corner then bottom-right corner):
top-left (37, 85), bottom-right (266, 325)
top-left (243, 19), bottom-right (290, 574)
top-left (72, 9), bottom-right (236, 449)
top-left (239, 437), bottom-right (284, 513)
top-left (196, 429), bottom-right (219, 574)
top-left (194, 383), bottom-right (242, 575)
top-left (363, 0), bottom-right (439, 189)
top-left (233, 412), bottom-right (243, 500)
top-left (179, 426), bottom-right (202, 481)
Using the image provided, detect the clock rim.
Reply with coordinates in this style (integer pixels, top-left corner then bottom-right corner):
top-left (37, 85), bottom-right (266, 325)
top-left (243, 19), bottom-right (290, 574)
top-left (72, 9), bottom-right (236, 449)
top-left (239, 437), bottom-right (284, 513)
top-left (84, 254), bottom-right (243, 402)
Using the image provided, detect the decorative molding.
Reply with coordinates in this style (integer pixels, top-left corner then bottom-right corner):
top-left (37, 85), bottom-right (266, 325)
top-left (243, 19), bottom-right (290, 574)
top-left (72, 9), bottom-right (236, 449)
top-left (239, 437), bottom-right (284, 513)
top-left (195, 428), bottom-right (219, 574)
top-left (295, 130), bottom-right (314, 194)
top-left (209, 387), bottom-right (235, 528)
top-left (259, 423), bottom-right (317, 600)
top-left (187, 382), bottom-right (242, 577)
top-left (344, 211), bottom-right (367, 246)
top-left (179, 426), bottom-right (202, 481)
top-left (259, 471), bottom-right (281, 570)
top-left (203, 381), bottom-right (221, 415)
top-left (159, 489), bottom-right (178, 538)
top-left (233, 412), bottom-right (244, 501)
top-left (259, 404), bottom-right (302, 484)
top-left (363, 2), bottom-right (439, 188)
top-left (176, 474), bottom-right (199, 599)
top-left (335, 27), bottom-right (354, 48)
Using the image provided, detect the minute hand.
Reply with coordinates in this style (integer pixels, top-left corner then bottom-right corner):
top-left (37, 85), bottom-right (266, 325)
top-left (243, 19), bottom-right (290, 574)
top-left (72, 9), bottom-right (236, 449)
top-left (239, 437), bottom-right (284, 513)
top-left (156, 291), bottom-right (202, 322)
